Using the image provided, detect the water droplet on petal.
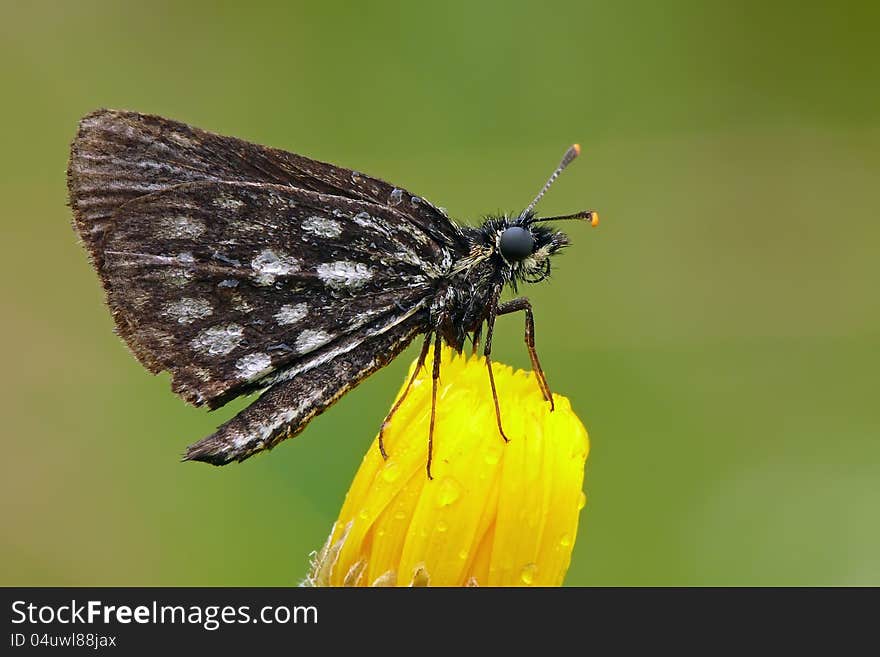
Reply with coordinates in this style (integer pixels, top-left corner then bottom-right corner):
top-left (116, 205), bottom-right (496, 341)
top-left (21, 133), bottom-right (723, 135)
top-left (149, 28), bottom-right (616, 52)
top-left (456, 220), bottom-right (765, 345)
top-left (458, 549), bottom-right (468, 560)
top-left (436, 477), bottom-right (462, 507)
top-left (578, 491), bottom-right (587, 510)
top-left (560, 534), bottom-right (572, 547)
top-left (393, 510), bottom-right (406, 521)
top-left (388, 188), bottom-right (403, 206)
top-left (484, 444), bottom-right (502, 465)
top-left (381, 462), bottom-right (400, 483)
top-left (520, 563), bottom-right (538, 585)
top-left (358, 508), bottom-right (370, 520)
top-left (436, 520), bottom-right (448, 533)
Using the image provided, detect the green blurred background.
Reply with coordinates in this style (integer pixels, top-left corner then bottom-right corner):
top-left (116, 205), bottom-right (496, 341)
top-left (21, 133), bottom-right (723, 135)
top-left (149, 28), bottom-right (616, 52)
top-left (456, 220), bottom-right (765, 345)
top-left (2, 1), bottom-right (878, 586)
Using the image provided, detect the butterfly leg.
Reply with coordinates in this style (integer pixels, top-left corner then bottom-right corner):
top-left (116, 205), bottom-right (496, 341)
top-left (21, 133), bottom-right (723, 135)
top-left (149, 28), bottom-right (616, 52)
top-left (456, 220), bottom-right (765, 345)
top-left (483, 312), bottom-right (510, 443)
top-left (471, 323), bottom-right (483, 356)
top-left (497, 297), bottom-right (555, 410)
top-left (378, 332), bottom-right (432, 459)
top-left (426, 332), bottom-right (443, 480)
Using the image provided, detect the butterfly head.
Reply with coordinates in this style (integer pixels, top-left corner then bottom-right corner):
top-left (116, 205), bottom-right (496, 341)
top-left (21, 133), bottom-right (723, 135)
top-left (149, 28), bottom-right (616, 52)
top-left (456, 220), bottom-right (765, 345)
top-left (494, 209), bottom-right (598, 284)
top-left (492, 143), bottom-right (599, 284)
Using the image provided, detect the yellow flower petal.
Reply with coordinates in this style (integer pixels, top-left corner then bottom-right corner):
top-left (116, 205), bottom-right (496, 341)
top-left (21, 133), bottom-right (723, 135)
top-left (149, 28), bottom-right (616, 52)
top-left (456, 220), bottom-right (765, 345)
top-left (304, 346), bottom-right (589, 587)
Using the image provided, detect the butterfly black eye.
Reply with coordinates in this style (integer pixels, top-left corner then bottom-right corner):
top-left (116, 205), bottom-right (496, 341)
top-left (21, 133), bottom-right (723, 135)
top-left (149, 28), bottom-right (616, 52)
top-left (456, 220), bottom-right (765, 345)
top-left (499, 227), bottom-right (535, 262)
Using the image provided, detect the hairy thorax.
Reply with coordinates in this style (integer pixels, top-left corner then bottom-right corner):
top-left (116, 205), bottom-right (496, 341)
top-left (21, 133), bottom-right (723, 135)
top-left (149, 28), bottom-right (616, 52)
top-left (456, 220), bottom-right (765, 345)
top-left (431, 240), bottom-right (502, 351)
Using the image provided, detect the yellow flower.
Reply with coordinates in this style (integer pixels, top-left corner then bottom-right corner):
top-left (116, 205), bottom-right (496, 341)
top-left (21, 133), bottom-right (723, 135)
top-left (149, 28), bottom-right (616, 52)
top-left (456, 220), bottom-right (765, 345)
top-left (304, 346), bottom-right (589, 587)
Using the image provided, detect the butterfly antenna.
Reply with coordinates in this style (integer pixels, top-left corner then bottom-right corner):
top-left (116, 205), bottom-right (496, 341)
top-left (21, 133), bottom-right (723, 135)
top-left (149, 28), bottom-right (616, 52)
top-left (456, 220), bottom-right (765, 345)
top-left (526, 144), bottom-right (600, 227)
top-left (522, 144), bottom-right (581, 217)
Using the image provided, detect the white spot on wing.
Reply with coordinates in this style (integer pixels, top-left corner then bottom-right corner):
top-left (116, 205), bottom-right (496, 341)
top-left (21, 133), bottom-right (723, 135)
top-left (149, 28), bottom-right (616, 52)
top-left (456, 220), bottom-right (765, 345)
top-left (302, 215), bottom-right (342, 238)
top-left (353, 211), bottom-right (373, 227)
top-left (261, 297), bottom-right (429, 388)
top-left (169, 131), bottom-right (196, 147)
top-left (190, 324), bottom-right (244, 356)
top-left (316, 261), bottom-right (373, 290)
top-left (214, 196), bottom-right (244, 210)
top-left (251, 249), bottom-right (300, 286)
top-left (275, 303), bottom-right (308, 325)
top-left (235, 353), bottom-right (274, 381)
top-left (162, 297), bottom-right (213, 324)
top-left (232, 433), bottom-right (252, 449)
top-left (295, 329), bottom-right (333, 354)
top-left (159, 215), bottom-right (206, 239)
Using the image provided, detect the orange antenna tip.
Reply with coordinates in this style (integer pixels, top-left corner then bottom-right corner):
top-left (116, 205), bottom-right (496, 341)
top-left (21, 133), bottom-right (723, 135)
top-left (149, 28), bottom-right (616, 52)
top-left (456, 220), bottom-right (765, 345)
top-left (572, 143), bottom-right (581, 156)
top-left (589, 211), bottom-right (599, 227)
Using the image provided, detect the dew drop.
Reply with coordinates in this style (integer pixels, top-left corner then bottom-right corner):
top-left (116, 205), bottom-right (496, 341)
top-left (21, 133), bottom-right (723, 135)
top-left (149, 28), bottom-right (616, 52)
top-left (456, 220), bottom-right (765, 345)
top-left (436, 477), bottom-right (462, 507)
top-left (388, 188), bottom-right (403, 206)
top-left (458, 549), bottom-right (468, 560)
top-left (560, 534), bottom-right (572, 548)
top-left (484, 444), bottom-right (502, 465)
top-left (578, 491), bottom-right (587, 510)
top-left (436, 520), bottom-right (448, 533)
top-left (520, 563), bottom-right (538, 585)
top-left (350, 170), bottom-right (362, 184)
top-left (393, 510), bottom-right (407, 521)
top-left (358, 508), bottom-right (370, 520)
top-left (381, 462), bottom-right (401, 483)
top-left (410, 195), bottom-right (420, 207)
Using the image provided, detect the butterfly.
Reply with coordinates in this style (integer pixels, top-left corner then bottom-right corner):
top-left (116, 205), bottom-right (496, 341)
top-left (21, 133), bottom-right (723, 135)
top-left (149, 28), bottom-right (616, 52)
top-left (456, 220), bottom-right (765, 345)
top-left (67, 109), bottom-right (597, 478)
